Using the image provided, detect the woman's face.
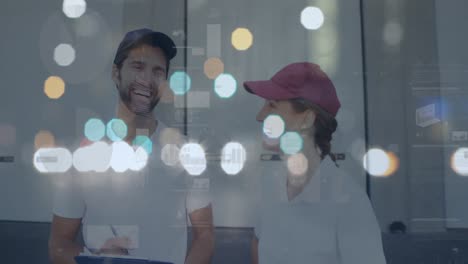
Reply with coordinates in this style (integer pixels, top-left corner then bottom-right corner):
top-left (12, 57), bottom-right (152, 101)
top-left (256, 99), bottom-right (312, 151)
top-left (256, 100), bottom-right (304, 128)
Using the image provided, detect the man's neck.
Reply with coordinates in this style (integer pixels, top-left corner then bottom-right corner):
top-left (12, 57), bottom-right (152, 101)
top-left (116, 99), bottom-right (157, 142)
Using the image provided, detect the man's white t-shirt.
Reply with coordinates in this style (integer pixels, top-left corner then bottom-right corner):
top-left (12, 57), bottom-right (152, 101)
top-left (53, 122), bottom-right (210, 264)
top-left (254, 156), bottom-right (386, 264)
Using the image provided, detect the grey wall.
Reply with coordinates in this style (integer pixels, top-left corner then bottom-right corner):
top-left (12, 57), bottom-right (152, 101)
top-left (364, 0), bottom-right (454, 232)
top-left (0, 0), bottom-right (125, 221)
top-left (435, 0), bottom-right (468, 228)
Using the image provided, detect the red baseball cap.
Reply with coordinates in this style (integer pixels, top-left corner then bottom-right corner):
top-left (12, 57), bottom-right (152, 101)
top-left (243, 62), bottom-right (341, 117)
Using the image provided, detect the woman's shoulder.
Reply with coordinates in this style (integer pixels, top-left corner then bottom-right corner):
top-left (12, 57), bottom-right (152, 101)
top-left (318, 157), bottom-right (369, 204)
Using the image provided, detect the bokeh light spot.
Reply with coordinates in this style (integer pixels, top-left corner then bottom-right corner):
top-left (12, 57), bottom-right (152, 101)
top-left (132, 135), bottom-right (152, 155)
top-left (62, 0), bottom-right (87, 18)
top-left (383, 21), bottom-right (403, 47)
top-left (263, 115), bottom-right (285, 139)
top-left (34, 147), bottom-right (73, 173)
top-left (179, 143), bottom-right (207, 176)
top-left (301, 6), bottom-right (324, 30)
top-left (44, 76), bottom-right (65, 99)
top-left (363, 148), bottom-right (391, 177)
top-left (280, 132), bottom-right (303, 155)
top-left (451, 148), bottom-right (468, 176)
top-left (170, 71), bottom-right (191, 95)
top-left (54, 43), bottom-right (76, 66)
top-left (221, 142), bottom-right (246, 175)
top-left (287, 153), bottom-right (308, 175)
top-left (35, 130), bottom-right (55, 150)
top-left (231, 28), bottom-right (253, 51)
top-left (130, 146), bottom-right (149, 171)
top-left (110, 141), bottom-right (134, 173)
top-left (106, 119), bottom-right (127, 142)
top-left (72, 141), bottom-right (112, 172)
top-left (84, 118), bottom-right (105, 142)
top-left (214, 73), bottom-right (237, 99)
top-left (204, 57), bottom-right (224, 80)
top-left (383, 151), bottom-right (400, 176)
top-left (161, 144), bottom-right (180, 167)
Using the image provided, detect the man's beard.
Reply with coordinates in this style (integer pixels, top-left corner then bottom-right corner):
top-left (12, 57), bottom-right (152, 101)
top-left (118, 84), bottom-right (160, 117)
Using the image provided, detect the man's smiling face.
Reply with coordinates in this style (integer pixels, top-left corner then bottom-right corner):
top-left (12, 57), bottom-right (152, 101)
top-left (112, 44), bottom-right (168, 116)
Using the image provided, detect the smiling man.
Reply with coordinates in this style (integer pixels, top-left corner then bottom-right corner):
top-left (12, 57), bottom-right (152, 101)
top-left (48, 29), bottom-right (214, 264)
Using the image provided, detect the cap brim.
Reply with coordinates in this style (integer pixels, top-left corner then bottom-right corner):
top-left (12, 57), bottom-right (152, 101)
top-left (244, 80), bottom-right (296, 100)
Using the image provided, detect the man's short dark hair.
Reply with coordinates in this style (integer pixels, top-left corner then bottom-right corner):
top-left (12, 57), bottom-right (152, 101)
top-left (114, 35), bottom-right (171, 79)
top-left (113, 29), bottom-right (177, 79)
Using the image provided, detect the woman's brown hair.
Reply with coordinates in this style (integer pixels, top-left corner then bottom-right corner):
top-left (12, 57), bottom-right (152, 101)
top-left (289, 98), bottom-right (339, 166)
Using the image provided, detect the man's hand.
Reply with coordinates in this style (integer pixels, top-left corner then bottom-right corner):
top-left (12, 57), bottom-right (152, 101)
top-left (97, 236), bottom-right (131, 255)
top-left (185, 204), bottom-right (214, 264)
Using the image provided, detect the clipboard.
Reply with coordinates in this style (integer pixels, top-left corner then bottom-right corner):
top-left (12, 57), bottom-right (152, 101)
top-left (75, 255), bottom-right (174, 264)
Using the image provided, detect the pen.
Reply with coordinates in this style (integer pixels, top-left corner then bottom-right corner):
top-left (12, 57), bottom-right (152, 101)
top-left (110, 225), bottom-right (118, 237)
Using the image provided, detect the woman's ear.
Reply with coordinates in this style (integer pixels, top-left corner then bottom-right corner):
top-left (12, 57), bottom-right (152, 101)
top-left (301, 110), bottom-right (316, 130)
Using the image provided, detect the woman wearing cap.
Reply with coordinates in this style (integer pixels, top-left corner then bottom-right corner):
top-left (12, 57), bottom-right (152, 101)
top-left (244, 62), bottom-right (386, 264)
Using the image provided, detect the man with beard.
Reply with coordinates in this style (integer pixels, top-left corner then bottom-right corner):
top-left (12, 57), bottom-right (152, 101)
top-left (48, 29), bottom-right (214, 264)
